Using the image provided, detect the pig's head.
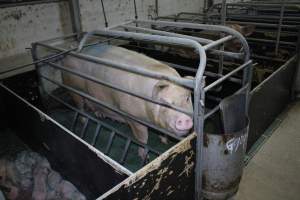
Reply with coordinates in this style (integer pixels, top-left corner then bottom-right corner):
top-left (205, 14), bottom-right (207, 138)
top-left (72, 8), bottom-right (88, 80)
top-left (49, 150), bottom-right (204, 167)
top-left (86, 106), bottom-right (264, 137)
top-left (227, 24), bottom-right (255, 52)
top-left (151, 79), bottom-right (193, 137)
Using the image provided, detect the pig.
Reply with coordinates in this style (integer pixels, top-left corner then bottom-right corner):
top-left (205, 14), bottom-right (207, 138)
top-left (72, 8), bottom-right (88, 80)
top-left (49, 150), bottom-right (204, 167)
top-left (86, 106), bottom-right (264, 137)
top-left (0, 151), bottom-right (86, 200)
top-left (62, 45), bottom-right (194, 157)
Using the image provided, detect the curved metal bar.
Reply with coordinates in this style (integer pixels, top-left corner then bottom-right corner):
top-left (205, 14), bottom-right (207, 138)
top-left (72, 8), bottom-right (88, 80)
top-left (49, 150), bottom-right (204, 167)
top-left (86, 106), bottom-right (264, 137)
top-left (132, 20), bottom-right (250, 62)
top-left (76, 29), bottom-right (207, 83)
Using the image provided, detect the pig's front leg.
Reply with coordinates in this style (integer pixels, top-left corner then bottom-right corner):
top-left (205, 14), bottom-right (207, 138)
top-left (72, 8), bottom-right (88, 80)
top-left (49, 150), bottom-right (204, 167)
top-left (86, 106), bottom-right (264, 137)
top-left (71, 93), bottom-right (87, 124)
top-left (127, 121), bottom-right (148, 159)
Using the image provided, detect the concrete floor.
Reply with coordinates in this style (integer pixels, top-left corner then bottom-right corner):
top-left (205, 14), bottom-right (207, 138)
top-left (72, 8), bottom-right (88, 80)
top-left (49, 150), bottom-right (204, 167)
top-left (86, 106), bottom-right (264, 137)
top-left (236, 102), bottom-right (300, 200)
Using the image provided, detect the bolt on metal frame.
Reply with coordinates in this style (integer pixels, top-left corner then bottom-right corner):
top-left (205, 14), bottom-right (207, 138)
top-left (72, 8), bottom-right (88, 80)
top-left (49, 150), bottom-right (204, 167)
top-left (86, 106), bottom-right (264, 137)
top-left (30, 20), bottom-right (252, 200)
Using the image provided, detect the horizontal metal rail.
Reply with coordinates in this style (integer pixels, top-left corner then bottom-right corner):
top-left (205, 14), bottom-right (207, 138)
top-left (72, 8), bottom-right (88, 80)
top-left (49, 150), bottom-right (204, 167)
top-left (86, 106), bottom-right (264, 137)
top-left (45, 61), bottom-right (193, 116)
top-left (41, 74), bottom-right (184, 141)
top-left (203, 35), bottom-right (234, 50)
top-left (116, 24), bottom-right (242, 59)
top-left (131, 19), bottom-right (250, 61)
top-left (0, 49), bottom-right (71, 76)
top-left (118, 24), bottom-right (213, 44)
top-left (204, 60), bottom-right (252, 92)
top-left (162, 61), bottom-right (242, 84)
top-left (37, 40), bottom-right (201, 90)
top-left (157, 15), bottom-right (299, 29)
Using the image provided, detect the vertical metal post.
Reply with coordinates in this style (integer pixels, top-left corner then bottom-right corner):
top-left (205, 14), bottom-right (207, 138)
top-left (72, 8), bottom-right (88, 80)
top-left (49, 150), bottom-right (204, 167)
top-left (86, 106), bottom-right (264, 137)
top-left (195, 78), bottom-right (206, 200)
top-left (69, 0), bottom-right (82, 40)
top-left (31, 43), bottom-right (47, 109)
top-left (218, 0), bottom-right (226, 79)
top-left (155, 0), bottom-right (159, 17)
top-left (275, 1), bottom-right (285, 55)
top-left (100, 0), bottom-right (109, 27)
top-left (291, 28), bottom-right (300, 99)
top-left (133, 0), bottom-right (138, 20)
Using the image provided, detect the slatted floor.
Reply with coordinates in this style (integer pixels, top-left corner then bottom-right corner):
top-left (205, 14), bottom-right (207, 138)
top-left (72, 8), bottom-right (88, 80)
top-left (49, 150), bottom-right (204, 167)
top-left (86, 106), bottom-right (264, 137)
top-left (236, 101), bottom-right (300, 200)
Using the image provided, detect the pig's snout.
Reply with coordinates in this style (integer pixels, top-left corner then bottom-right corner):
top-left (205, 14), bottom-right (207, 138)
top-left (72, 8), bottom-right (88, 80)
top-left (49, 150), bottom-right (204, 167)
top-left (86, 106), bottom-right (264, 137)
top-left (175, 115), bottom-right (193, 134)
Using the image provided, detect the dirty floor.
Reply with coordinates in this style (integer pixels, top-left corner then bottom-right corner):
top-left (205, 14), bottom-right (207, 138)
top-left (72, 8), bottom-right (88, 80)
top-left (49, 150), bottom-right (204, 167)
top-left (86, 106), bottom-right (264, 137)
top-left (236, 101), bottom-right (300, 200)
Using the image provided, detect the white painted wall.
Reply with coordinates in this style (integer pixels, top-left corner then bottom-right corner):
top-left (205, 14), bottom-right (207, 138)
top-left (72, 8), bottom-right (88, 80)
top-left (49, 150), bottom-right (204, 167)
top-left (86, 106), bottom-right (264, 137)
top-left (0, 0), bottom-right (203, 74)
top-left (79, 0), bottom-right (203, 31)
top-left (0, 1), bottom-right (73, 61)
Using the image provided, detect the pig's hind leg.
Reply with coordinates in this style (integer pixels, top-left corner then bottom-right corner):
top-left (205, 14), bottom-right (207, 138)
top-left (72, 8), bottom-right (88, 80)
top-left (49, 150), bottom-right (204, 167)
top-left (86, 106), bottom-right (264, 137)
top-left (70, 93), bottom-right (88, 124)
top-left (127, 121), bottom-right (149, 160)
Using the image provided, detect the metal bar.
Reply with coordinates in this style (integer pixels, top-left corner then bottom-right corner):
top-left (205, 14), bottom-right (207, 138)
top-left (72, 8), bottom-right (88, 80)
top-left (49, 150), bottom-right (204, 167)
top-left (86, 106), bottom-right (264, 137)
top-left (0, 49), bottom-right (71, 76)
top-left (176, 17), bottom-right (299, 29)
top-left (133, 0), bottom-right (138, 20)
top-left (118, 29), bottom-right (244, 59)
top-left (80, 118), bottom-right (89, 138)
top-left (71, 112), bottom-right (79, 132)
top-left (118, 25), bottom-right (244, 58)
top-left (45, 62), bottom-right (193, 116)
top-left (251, 54), bottom-right (286, 62)
top-left (155, 0), bottom-right (159, 16)
top-left (275, 2), bottom-right (285, 55)
top-left (133, 20), bottom-right (250, 61)
top-left (204, 105), bottom-right (219, 120)
top-left (100, 0), bottom-right (109, 27)
top-left (119, 139), bottom-right (132, 164)
top-left (219, 0), bottom-right (227, 78)
top-left (204, 60), bottom-right (252, 92)
top-left (69, 0), bottom-right (82, 39)
top-left (194, 77), bottom-right (205, 200)
top-left (92, 124), bottom-right (102, 146)
top-left (48, 93), bottom-right (160, 155)
top-left (39, 42), bottom-right (195, 89)
top-left (118, 24), bottom-right (213, 44)
top-left (162, 61), bottom-right (242, 84)
top-left (140, 147), bottom-right (149, 167)
top-left (41, 75), bottom-right (183, 141)
top-left (247, 37), bottom-right (296, 46)
top-left (105, 131), bottom-right (116, 154)
top-left (203, 35), bottom-right (234, 50)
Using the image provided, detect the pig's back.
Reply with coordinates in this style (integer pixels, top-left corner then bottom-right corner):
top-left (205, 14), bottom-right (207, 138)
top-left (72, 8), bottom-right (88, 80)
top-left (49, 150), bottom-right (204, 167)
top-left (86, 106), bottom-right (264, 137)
top-left (76, 45), bottom-right (179, 96)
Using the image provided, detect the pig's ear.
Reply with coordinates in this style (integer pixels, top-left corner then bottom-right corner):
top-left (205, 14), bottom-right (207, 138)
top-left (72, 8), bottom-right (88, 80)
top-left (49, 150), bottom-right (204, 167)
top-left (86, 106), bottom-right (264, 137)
top-left (152, 80), bottom-right (170, 99)
top-left (240, 25), bottom-right (255, 37)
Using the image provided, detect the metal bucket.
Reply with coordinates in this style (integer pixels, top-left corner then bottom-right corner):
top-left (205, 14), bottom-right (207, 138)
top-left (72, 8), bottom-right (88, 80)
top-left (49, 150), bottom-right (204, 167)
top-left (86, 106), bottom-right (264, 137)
top-left (202, 93), bottom-right (249, 200)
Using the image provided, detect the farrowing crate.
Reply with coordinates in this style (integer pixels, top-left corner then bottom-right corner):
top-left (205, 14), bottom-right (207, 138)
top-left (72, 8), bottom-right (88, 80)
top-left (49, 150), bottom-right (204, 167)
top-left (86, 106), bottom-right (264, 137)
top-left (1, 21), bottom-right (253, 199)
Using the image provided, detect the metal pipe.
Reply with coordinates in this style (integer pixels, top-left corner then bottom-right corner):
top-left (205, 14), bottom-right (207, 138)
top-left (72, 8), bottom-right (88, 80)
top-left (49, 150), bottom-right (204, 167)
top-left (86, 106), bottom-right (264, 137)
top-left (132, 20), bottom-right (250, 61)
top-left (118, 24), bottom-right (213, 44)
top-left (203, 35), bottom-right (233, 50)
top-left (100, 0), bottom-right (109, 27)
top-left (38, 42), bottom-right (195, 89)
top-left (133, 0), bottom-right (138, 20)
top-left (69, 0), bottom-right (82, 39)
top-left (204, 60), bottom-right (252, 92)
top-left (162, 61), bottom-right (242, 84)
top-left (0, 49), bottom-right (71, 76)
top-left (45, 62), bottom-right (193, 116)
top-left (247, 37), bottom-right (296, 46)
top-left (275, 2), bottom-right (285, 55)
top-left (159, 16), bottom-right (299, 29)
top-left (118, 25), bottom-right (243, 59)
